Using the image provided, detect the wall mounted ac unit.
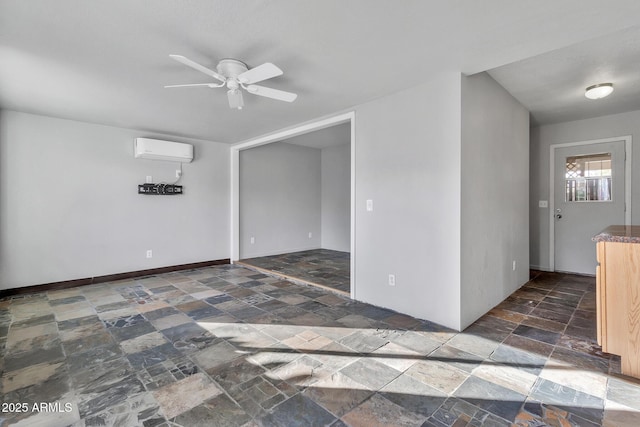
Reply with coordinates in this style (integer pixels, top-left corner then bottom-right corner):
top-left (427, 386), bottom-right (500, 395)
top-left (134, 138), bottom-right (193, 163)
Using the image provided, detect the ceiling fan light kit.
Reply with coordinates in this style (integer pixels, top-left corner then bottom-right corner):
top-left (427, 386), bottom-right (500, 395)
top-left (166, 55), bottom-right (297, 109)
top-left (585, 82), bottom-right (614, 100)
top-left (227, 89), bottom-right (244, 110)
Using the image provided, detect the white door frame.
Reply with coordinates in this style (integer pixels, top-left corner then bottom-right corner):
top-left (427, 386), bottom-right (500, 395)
top-left (230, 111), bottom-right (357, 297)
top-left (549, 135), bottom-right (632, 271)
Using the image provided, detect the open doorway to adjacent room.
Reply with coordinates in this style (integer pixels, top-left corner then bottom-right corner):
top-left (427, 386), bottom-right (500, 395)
top-left (231, 116), bottom-right (354, 296)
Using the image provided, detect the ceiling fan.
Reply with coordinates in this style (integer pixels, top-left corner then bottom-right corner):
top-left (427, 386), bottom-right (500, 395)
top-left (165, 55), bottom-right (297, 110)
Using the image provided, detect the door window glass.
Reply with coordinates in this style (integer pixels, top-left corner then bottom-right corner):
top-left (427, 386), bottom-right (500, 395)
top-left (565, 153), bottom-right (612, 202)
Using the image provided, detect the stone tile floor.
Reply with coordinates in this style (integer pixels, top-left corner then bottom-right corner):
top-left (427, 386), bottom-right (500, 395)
top-left (1, 266), bottom-right (639, 426)
top-left (239, 249), bottom-right (350, 294)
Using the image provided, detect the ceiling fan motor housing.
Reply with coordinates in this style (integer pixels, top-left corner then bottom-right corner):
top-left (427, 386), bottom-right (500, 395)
top-left (217, 59), bottom-right (248, 79)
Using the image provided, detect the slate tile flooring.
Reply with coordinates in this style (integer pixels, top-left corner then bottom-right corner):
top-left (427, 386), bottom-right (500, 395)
top-left (239, 249), bottom-right (350, 294)
top-left (1, 267), bottom-right (639, 426)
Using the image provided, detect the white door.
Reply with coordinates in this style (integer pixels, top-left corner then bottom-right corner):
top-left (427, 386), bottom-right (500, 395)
top-left (554, 140), bottom-right (626, 274)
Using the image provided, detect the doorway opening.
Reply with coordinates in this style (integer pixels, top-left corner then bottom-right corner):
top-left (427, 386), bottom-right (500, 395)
top-left (230, 112), bottom-right (355, 297)
top-left (549, 136), bottom-right (632, 274)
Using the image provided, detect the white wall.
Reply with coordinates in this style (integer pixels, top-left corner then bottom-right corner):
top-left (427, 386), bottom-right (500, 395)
top-left (353, 72), bottom-right (463, 330)
top-left (0, 110), bottom-right (230, 289)
top-left (460, 73), bottom-right (530, 329)
top-left (321, 143), bottom-right (350, 252)
top-left (239, 142), bottom-right (321, 258)
top-left (231, 72), bottom-right (530, 331)
top-left (530, 109), bottom-right (640, 270)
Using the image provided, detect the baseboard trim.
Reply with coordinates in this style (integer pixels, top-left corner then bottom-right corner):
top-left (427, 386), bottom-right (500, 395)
top-left (529, 265), bottom-right (552, 272)
top-left (554, 269), bottom-right (596, 278)
top-left (239, 246), bottom-right (323, 260)
top-left (0, 259), bottom-right (230, 298)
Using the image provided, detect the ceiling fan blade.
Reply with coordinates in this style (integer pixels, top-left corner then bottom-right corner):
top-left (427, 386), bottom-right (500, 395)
top-left (227, 89), bottom-right (244, 109)
top-left (164, 83), bottom-right (218, 88)
top-left (237, 63), bottom-right (283, 84)
top-left (246, 85), bottom-right (297, 102)
top-left (169, 55), bottom-right (226, 83)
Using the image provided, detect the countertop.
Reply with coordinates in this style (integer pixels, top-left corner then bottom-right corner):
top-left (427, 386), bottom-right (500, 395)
top-left (592, 225), bottom-right (640, 244)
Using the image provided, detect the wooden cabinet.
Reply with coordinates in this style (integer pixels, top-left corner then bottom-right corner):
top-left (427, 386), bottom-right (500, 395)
top-left (596, 239), bottom-right (640, 379)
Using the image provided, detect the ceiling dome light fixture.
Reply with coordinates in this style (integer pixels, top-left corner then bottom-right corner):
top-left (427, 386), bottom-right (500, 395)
top-left (585, 83), bottom-right (614, 100)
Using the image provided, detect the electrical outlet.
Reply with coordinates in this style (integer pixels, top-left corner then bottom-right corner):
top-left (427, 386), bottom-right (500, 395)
top-left (539, 200), bottom-right (548, 208)
top-left (146, 250), bottom-right (153, 258)
top-left (146, 176), bottom-right (153, 183)
top-left (512, 260), bottom-right (516, 271)
top-left (176, 170), bottom-right (182, 178)
top-left (388, 274), bottom-right (396, 286)
top-left (308, 232), bottom-right (313, 239)
top-left (250, 237), bottom-right (255, 244)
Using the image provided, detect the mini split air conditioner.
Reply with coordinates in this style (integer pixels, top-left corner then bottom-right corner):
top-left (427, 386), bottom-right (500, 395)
top-left (134, 138), bottom-right (193, 163)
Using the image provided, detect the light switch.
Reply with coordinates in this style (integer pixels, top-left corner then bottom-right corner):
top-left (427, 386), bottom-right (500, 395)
top-left (366, 199), bottom-right (373, 212)
top-left (539, 200), bottom-right (548, 208)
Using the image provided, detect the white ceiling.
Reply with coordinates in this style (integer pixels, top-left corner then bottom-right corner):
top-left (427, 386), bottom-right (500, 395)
top-left (489, 25), bottom-right (640, 126)
top-left (1, 1), bottom-right (640, 143)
